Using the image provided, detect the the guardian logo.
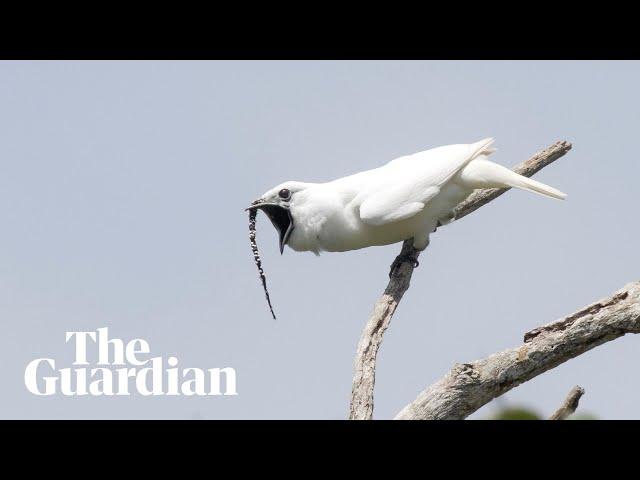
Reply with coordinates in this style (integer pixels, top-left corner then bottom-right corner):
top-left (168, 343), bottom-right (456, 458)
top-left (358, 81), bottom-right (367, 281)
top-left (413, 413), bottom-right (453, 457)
top-left (24, 328), bottom-right (237, 396)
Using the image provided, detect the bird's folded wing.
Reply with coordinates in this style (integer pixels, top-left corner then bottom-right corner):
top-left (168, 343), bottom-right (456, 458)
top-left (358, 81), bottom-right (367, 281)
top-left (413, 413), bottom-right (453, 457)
top-left (358, 138), bottom-right (494, 227)
top-left (358, 186), bottom-right (436, 226)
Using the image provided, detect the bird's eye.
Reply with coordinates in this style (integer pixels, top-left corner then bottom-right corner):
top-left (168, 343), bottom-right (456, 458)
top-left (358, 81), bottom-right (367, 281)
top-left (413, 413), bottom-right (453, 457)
top-left (278, 188), bottom-right (291, 200)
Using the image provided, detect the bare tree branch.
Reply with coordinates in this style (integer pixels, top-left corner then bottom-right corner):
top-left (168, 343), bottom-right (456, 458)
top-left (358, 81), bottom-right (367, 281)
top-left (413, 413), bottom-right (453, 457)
top-left (549, 385), bottom-right (585, 420)
top-left (349, 141), bottom-right (573, 420)
top-left (395, 282), bottom-right (640, 420)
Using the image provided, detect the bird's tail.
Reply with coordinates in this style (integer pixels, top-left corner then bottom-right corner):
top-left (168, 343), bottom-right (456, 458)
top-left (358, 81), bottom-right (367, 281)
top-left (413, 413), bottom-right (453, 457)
top-left (459, 159), bottom-right (567, 200)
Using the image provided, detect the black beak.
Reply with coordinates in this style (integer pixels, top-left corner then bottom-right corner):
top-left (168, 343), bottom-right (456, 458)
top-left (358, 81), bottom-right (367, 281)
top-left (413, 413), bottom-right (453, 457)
top-left (246, 201), bottom-right (294, 254)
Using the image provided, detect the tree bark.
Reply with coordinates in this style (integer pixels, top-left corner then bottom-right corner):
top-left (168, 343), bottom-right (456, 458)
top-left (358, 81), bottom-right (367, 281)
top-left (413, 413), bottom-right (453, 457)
top-left (549, 386), bottom-right (585, 420)
top-left (349, 141), bottom-right (572, 420)
top-left (395, 282), bottom-right (640, 419)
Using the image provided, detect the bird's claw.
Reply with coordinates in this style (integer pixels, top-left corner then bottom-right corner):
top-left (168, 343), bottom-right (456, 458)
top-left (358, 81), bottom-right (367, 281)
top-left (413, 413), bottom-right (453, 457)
top-left (388, 253), bottom-right (420, 278)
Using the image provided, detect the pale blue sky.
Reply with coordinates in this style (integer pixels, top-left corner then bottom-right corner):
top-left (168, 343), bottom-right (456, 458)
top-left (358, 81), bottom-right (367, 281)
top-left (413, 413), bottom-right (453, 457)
top-left (0, 60), bottom-right (638, 418)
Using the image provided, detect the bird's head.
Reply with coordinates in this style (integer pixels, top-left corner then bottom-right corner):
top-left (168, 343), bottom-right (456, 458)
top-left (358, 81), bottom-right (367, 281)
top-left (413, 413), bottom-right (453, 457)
top-left (246, 181), bottom-right (312, 254)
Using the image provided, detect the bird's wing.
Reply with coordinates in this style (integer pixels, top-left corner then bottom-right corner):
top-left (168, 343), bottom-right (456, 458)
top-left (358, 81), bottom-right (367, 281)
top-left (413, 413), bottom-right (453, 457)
top-left (358, 138), bottom-right (495, 226)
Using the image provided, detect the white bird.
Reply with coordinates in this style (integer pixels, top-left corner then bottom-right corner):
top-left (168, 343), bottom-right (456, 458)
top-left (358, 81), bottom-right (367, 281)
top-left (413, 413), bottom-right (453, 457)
top-left (248, 138), bottom-right (565, 265)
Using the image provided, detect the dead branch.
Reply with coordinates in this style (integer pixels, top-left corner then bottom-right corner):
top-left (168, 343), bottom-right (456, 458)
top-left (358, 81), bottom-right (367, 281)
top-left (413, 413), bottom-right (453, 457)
top-left (395, 282), bottom-right (640, 419)
top-left (549, 385), bottom-right (585, 420)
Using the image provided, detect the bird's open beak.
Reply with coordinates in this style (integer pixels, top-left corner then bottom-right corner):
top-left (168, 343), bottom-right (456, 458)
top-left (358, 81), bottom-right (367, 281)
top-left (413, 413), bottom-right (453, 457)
top-left (246, 200), bottom-right (294, 254)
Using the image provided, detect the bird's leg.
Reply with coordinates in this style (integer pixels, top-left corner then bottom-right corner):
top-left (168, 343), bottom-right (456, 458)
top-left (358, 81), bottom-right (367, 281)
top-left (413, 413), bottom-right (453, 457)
top-left (388, 241), bottom-right (421, 278)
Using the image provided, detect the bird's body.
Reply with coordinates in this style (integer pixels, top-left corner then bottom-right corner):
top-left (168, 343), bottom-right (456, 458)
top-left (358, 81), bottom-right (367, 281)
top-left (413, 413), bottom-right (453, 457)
top-left (249, 138), bottom-right (566, 256)
top-left (286, 162), bottom-right (472, 253)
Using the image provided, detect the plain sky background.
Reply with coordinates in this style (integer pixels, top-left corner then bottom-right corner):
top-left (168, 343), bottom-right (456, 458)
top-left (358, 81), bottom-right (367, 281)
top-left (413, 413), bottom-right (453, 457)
top-left (0, 60), bottom-right (638, 419)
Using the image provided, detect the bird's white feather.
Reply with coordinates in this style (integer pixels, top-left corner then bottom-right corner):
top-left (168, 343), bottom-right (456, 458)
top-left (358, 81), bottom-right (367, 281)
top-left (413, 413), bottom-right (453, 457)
top-left (357, 138), bottom-right (495, 227)
top-left (457, 159), bottom-right (567, 200)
